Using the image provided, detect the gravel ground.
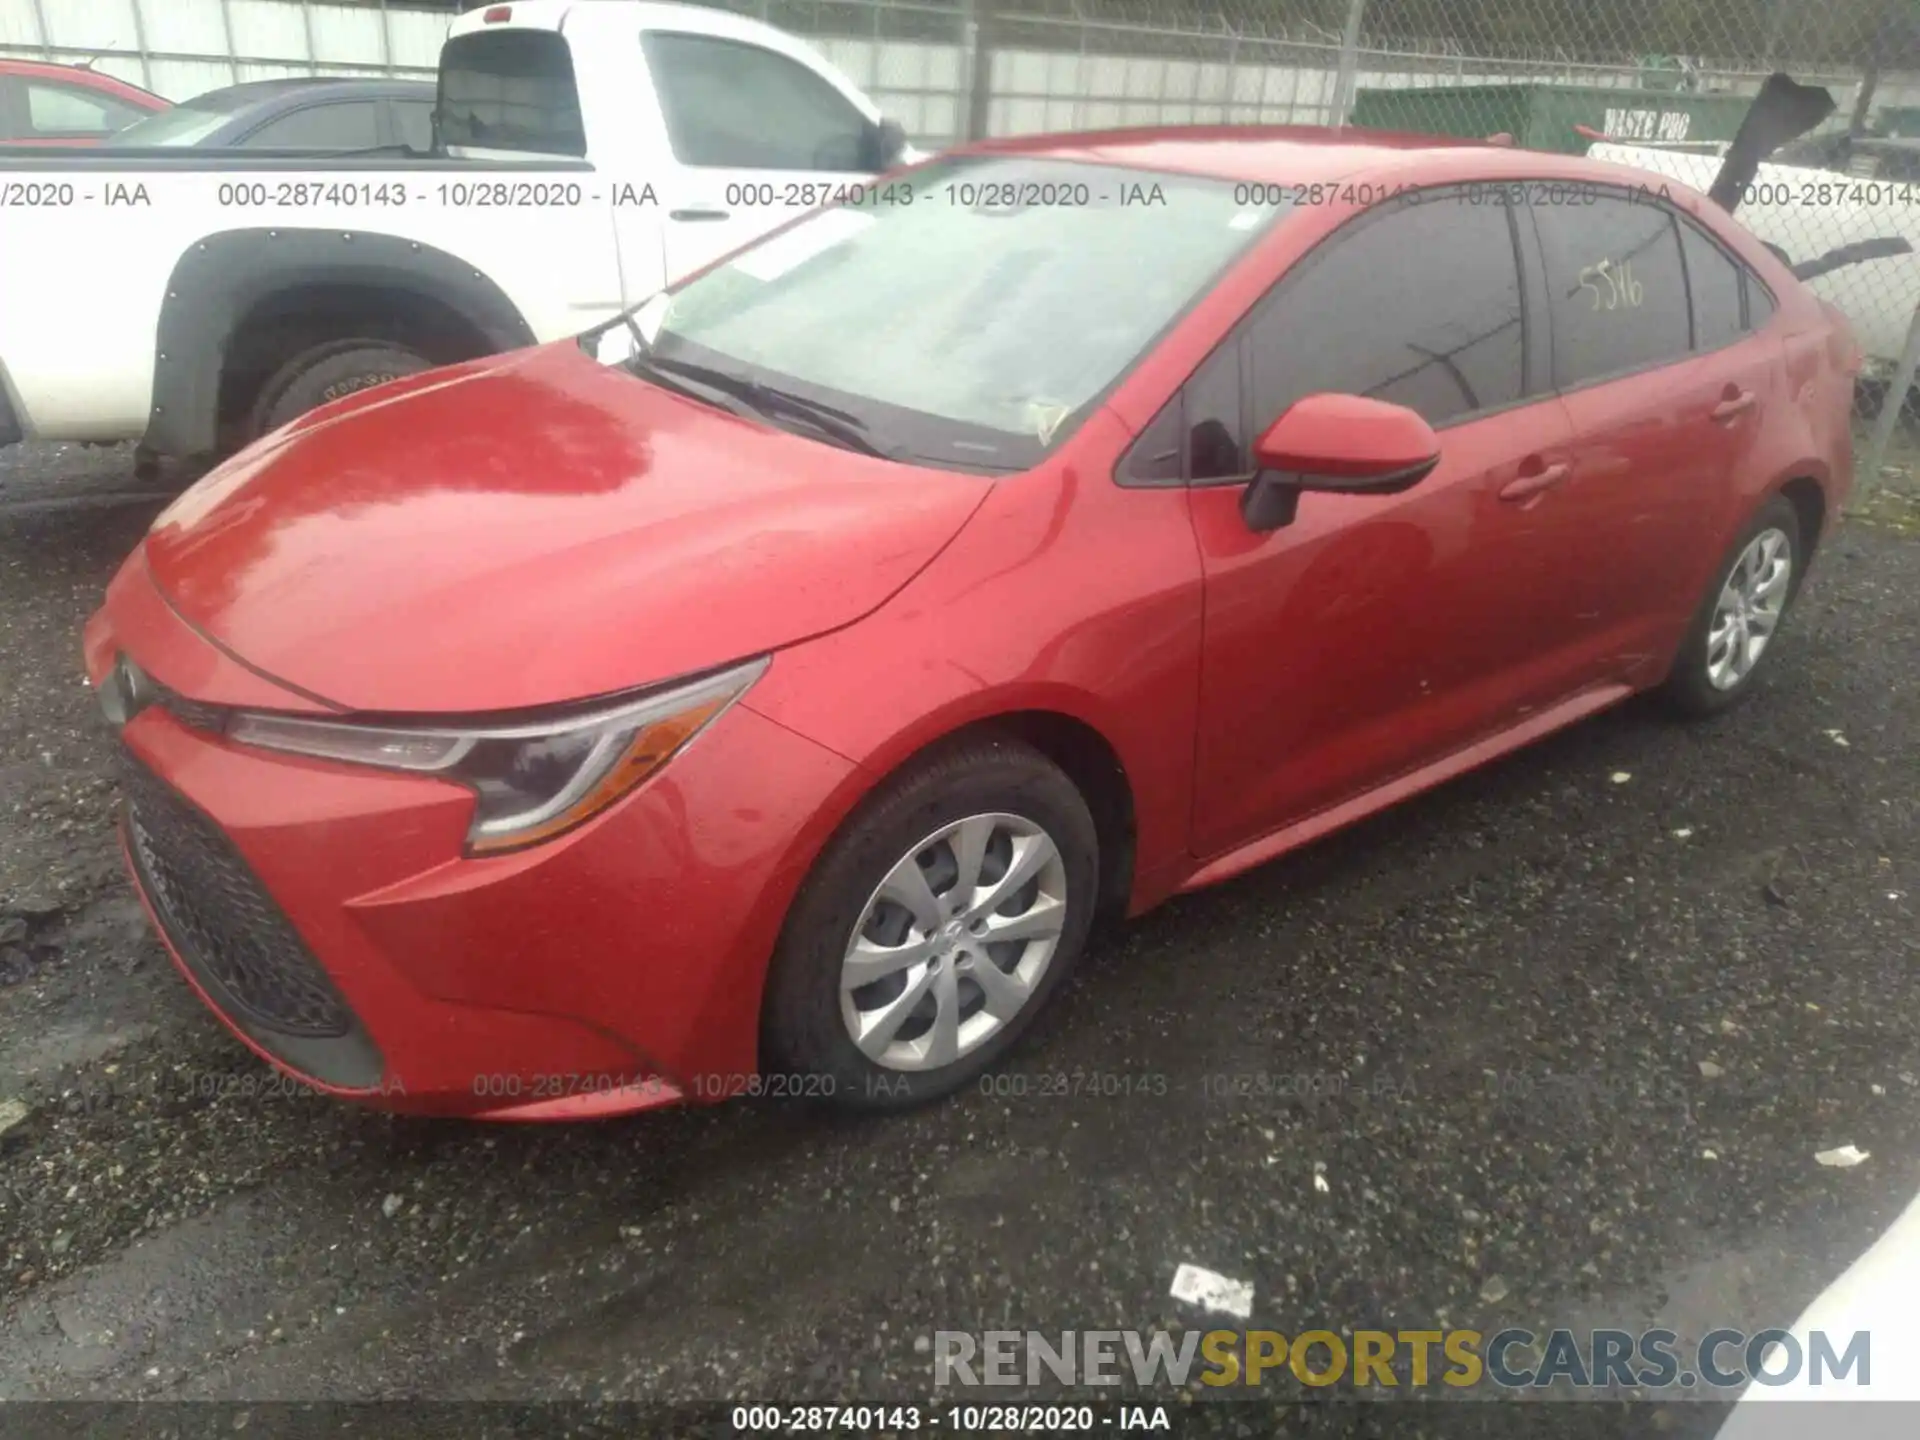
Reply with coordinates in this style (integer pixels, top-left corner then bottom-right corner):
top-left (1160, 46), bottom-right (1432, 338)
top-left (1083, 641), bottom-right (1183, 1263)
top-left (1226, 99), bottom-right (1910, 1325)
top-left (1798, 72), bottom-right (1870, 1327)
top-left (0, 436), bottom-right (1916, 1434)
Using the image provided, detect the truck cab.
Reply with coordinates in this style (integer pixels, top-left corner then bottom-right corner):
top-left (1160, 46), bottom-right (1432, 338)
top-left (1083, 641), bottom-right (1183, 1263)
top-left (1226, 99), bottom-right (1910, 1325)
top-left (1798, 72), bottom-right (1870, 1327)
top-left (0, 0), bottom-right (918, 460)
top-left (441, 1), bottom-right (915, 287)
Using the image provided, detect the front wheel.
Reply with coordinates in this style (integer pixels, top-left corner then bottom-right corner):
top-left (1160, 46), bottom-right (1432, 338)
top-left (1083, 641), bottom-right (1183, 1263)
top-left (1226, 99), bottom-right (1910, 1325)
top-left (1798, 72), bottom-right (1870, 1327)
top-left (246, 338), bottom-right (431, 442)
top-left (1660, 494), bottom-right (1804, 717)
top-left (761, 736), bottom-right (1099, 1112)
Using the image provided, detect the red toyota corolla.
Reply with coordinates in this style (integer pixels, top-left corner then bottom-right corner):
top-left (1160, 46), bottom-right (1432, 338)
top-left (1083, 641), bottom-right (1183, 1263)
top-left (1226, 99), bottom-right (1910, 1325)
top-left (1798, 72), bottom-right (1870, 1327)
top-left (86, 128), bottom-right (1857, 1120)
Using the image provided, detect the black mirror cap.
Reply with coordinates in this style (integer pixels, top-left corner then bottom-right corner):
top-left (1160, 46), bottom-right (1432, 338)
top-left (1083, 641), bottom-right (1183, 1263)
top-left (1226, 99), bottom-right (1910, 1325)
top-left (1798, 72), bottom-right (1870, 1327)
top-left (1238, 456), bottom-right (1441, 535)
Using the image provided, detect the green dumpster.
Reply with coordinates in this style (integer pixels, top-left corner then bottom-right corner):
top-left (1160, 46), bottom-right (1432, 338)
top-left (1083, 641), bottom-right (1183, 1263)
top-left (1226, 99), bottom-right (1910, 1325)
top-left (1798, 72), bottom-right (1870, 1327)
top-left (1878, 105), bottom-right (1920, 138)
top-left (1348, 83), bottom-right (1752, 155)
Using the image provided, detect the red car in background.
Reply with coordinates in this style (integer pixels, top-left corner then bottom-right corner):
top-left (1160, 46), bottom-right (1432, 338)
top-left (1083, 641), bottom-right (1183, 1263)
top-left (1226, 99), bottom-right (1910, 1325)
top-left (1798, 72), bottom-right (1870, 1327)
top-left (0, 59), bottom-right (168, 145)
top-left (83, 127), bottom-right (1858, 1122)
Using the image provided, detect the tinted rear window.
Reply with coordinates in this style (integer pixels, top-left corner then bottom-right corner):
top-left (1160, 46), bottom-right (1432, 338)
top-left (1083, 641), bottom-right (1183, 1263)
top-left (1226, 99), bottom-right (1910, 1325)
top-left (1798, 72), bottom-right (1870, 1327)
top-left (1533, 194), bottom-right (1690, 386)
top-left (437, 30), bottom-right (584, 157)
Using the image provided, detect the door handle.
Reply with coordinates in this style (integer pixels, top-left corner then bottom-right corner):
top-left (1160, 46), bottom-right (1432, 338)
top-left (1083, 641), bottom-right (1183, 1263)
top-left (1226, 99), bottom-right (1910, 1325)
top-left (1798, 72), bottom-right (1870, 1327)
top-left (669, 207), bottom-right (730, 222)
top-left (1498, 461), bottom-right (1571, 502)
top-left (1711, 389), bottom-right (1757, 422)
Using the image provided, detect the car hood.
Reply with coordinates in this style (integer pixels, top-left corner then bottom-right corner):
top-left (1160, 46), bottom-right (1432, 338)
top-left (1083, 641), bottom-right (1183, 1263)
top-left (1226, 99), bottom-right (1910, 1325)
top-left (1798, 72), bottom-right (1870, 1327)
top-left (143, 342), bottom-right (991, 714)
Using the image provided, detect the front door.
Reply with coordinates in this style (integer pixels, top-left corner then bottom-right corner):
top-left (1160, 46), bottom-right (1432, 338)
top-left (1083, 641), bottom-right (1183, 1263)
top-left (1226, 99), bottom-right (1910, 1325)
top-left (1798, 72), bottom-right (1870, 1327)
top-left (1186, 190), bottom-right (1579, 859)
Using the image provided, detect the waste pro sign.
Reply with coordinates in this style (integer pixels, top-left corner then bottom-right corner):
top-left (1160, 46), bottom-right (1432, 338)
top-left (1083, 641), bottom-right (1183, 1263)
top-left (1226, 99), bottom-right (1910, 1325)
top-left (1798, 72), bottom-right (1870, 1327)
top-left (1349, 84), bottom-right (1750, 155)
top-left (1603, 105), bottom-right (1694, 142)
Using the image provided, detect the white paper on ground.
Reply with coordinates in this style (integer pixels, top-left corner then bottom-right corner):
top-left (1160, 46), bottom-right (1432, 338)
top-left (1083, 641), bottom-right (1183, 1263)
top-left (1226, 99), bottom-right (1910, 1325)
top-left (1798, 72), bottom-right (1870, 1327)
top-left (1169, 1262), bottom-right (1254, 1319)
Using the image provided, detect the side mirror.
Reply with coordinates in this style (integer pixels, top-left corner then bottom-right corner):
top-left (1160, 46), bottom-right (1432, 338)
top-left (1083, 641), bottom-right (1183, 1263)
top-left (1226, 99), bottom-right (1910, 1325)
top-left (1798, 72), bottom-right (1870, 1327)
top-left (1240, 393), bottom-right (1441, 533)
top-left (872, 118), bottom-right (909, 172)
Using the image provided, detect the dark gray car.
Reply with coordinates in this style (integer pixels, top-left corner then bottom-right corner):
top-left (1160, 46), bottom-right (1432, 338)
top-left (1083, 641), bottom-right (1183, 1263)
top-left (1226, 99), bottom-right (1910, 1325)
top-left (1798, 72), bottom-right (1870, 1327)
top-left (105, 77), bottom-right (434, 150)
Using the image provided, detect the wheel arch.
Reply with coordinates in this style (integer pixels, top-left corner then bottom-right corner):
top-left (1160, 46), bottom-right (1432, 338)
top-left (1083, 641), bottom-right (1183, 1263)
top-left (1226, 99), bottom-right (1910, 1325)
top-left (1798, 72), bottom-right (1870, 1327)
top-left (787, 698), bottom-right (1142, 931)
top-left (742, 699), bottom-right (1142, 1075)
top-left (1776, 472), bottom-right (1829, 574)
top-left (145, 229), bottom-right (535, 457)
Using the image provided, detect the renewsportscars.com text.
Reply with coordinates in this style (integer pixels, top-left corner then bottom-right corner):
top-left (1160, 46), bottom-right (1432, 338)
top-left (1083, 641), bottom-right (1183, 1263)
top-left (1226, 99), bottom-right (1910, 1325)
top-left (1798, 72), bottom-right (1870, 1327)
top-left (934, 1327), bottom-right (1869, 1391)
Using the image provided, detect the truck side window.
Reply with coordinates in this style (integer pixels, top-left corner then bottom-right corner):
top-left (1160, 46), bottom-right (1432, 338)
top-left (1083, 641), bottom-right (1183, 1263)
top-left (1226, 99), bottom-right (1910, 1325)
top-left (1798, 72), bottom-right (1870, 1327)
top-left (642, 32), bottom-right (875, 172)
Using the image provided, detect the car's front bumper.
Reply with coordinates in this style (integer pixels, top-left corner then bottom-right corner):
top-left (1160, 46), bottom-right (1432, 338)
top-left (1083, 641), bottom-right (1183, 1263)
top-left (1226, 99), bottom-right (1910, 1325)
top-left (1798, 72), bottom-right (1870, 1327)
top-left (87, 552), bottom-right (856, 1119)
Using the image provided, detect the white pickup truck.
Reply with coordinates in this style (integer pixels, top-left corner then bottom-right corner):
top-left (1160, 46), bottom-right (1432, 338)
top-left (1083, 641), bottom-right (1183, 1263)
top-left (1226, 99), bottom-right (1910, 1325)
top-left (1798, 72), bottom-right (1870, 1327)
top-left (1589, 135), bottom-right (1920, 382)
top-left (0, 0), bottom-right (917, 463)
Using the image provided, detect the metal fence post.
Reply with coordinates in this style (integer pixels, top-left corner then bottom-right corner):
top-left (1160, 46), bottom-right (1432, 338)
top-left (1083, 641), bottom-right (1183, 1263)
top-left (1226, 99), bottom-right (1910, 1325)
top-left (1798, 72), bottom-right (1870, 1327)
top-left (1860, 298), bottom-right (1920, 506)
top-left (27, 0), bottom-right (52, 61)
top-left (301, 0), bottom-right (320, 76)
top-left (1072, 8), bottom-right (1088, 134)
top-left (1331, 0), bottom-right (1367, 129)
top-left (962, 0), bottom-right (994, 141)
top-left (1223, 22), bottom-right (1239, 125)
top-left (218, 0), bottom-right (239, 83)
top-left (129, 0), bottom-right (156, 91)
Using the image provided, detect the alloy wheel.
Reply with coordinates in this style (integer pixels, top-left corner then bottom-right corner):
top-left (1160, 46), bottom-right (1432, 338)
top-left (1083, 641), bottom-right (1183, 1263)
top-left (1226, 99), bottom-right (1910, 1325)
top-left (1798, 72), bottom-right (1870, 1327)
top-left (1706, 526), bottom-right (1793, 692)
top-left (839, 812), bottom-right (1070, 1072)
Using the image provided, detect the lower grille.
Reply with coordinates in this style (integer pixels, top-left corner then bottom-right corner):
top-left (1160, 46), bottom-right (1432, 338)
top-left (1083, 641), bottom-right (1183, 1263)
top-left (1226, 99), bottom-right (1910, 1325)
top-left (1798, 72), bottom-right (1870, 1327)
top-left (119, 750), bottom-right (357, 1039)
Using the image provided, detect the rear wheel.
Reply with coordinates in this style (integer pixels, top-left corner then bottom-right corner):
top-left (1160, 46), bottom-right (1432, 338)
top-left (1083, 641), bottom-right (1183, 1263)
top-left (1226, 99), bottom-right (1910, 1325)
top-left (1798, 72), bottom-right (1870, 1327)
top-left (761, 736), bottom-right (1098, 1112)
top-left (246, 338), bottom-right (431, 441)
top-left (1661, 494), bottom-right (1803, 717)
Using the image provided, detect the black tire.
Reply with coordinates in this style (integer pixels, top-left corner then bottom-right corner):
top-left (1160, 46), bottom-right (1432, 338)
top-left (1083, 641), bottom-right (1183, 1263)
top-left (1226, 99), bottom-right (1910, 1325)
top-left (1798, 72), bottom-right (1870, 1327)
top-left (761, 735), bottom-right (1099, 1114)
top-left (247, 339), bottom-right (431, 441)
top-left (1660, 494), bottom-right (1804, 718)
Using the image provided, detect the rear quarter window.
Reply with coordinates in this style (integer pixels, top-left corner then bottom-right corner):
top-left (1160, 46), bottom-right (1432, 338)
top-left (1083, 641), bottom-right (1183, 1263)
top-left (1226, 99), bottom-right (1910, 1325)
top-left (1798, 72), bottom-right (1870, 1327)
top-left (1677, 219), bottom-right (1745, 351)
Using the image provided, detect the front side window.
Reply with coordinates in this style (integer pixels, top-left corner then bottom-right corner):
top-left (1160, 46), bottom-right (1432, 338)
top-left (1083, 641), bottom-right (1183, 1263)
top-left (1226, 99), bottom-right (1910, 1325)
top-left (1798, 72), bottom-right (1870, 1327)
top-left (1534, 194), bottom-right (1690, 387)
top-left (25, 81), bottom-right (148, 137)
top-left (635, 158), bottom-right (1286, 470)
top-left (643, 33), bottom-right (873, 171)
top-left (242, 101), bottom-right (381, 150)
top-left (1246, 192), bottom-right (1527, 431)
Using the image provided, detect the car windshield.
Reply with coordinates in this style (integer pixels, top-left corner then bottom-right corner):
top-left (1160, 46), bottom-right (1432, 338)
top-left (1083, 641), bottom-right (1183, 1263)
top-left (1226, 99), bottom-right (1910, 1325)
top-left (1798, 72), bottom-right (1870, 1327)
top-left (106, 88), bottom-right (276, 146)
top-left (633, 156), bottom-right (1288, 471)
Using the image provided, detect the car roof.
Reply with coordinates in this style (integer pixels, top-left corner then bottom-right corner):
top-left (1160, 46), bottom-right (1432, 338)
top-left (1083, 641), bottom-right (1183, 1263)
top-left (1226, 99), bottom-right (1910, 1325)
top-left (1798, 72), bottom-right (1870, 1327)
top-left (0, 57), bottom-right (167, 101)
top-left (946, 124), bottom-right (1679, 188)
top-left (176, 77), bottom-right (435, 111)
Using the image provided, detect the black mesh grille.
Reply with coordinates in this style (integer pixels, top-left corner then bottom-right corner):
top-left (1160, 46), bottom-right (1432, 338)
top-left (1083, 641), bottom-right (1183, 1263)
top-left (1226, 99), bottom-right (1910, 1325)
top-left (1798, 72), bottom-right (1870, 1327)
top-left (119, 750), bottom-right (357, 1040)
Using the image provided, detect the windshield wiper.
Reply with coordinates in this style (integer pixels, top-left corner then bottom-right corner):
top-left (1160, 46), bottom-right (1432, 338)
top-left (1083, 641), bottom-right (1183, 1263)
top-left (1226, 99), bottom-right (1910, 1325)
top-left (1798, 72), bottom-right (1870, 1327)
top-left (623, 354), bottom-right (749, 416)
top-left (634, 355), bottom-right (900, 461)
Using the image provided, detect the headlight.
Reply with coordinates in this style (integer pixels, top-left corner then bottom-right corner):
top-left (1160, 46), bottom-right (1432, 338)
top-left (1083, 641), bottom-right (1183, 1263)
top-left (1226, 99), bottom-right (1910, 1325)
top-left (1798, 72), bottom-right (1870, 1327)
top-left (226, 658), bottom-right (768, 854)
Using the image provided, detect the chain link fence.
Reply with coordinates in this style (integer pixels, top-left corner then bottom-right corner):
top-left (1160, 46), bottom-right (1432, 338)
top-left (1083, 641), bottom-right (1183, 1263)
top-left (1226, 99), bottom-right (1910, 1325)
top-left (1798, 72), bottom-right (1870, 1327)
top-left (7, 0), bottom-right (1920, 493)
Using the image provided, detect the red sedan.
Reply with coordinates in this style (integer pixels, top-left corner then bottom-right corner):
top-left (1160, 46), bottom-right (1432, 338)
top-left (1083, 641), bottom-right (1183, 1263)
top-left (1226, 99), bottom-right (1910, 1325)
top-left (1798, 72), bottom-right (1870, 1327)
top-left (0, 59), bottom-right (168, 145)
top-left (85, 128), bottom-right (1857, 1120)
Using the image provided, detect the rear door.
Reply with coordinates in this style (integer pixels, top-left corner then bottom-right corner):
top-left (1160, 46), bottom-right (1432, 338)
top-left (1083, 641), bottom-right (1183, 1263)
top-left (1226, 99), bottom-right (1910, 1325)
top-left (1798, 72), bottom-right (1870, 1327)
top-left (1524, 189), bottom-right (1778, 675)
top-left (1179, 187), bottom-right (1579, 858)
top-left (642, 30), bottom-right (885, 281)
